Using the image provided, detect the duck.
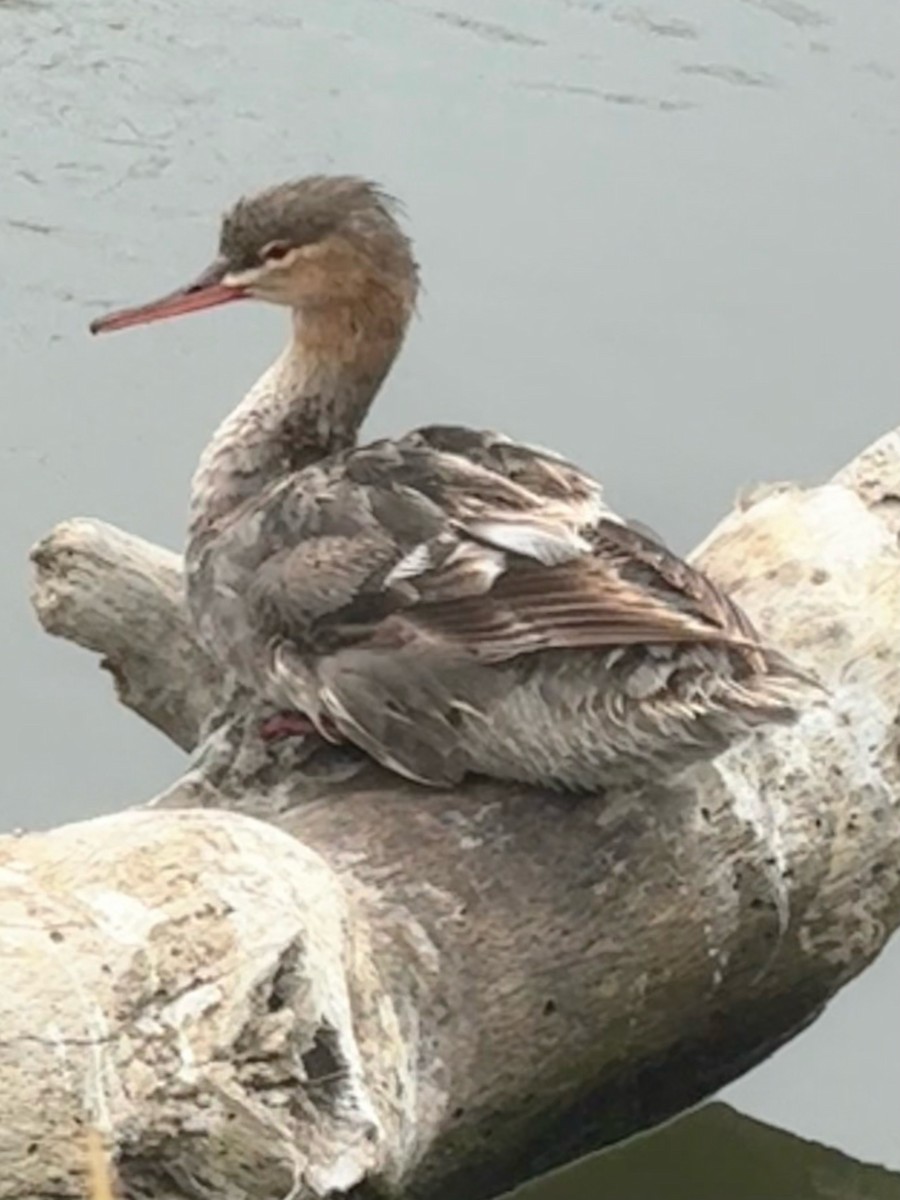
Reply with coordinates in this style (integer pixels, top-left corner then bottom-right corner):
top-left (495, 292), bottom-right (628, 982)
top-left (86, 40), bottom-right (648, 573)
top-left (90, 175), bottom-right (810, 790)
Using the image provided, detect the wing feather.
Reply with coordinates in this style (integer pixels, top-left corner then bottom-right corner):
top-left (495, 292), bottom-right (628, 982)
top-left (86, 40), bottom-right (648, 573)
top-left (245, 426), bottom-right (766, 670)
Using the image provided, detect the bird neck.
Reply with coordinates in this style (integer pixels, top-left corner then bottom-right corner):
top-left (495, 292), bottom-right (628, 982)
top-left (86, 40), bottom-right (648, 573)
top-left (188, 284), bottom-right (411, 535)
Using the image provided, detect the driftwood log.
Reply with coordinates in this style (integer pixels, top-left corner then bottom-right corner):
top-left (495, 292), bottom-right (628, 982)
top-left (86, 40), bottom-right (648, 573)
top-left (7, 427), bottom-right (900, 1200)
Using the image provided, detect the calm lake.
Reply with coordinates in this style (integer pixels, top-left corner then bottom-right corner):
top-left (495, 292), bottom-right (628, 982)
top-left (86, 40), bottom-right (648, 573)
top-left (2, 0), bottom-right (899, 1182)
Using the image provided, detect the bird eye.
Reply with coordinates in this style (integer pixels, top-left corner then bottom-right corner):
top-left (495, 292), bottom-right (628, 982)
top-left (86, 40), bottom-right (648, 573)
top-left (260, 241), bottom-right (292, 264)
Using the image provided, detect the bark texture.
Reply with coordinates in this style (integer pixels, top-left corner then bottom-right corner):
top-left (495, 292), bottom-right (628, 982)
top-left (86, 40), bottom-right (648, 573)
top-left (9, 429), bottom-right (900, 1200)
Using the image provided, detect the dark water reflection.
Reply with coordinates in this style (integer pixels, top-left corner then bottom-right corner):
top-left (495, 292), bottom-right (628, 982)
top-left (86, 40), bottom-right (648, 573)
top-left (521, 1104), bottom-right (900, 1200)
top-left (2, 0), bottom-right (899, 1179)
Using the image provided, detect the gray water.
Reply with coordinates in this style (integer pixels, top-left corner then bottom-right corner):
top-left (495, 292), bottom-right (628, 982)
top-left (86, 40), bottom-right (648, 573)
top-left (2, 0), bottom-right (899, 1178)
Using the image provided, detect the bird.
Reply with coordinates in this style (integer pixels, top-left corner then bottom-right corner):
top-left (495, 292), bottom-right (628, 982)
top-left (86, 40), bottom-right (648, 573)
top-left (89, 174), bottom-right (812, 791)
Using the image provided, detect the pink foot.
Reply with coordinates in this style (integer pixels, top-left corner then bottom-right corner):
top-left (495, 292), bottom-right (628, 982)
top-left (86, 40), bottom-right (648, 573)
top-left (259, 711), bottom-right (343, 744)
top-left (259, 711), bottom-right (316, 742)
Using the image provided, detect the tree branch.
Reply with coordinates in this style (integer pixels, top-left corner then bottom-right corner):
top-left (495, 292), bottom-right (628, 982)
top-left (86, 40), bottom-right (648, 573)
top-left (30, 519), bottom-right (222, 750)
top-left (11, 430), bottom-right (900, 1200)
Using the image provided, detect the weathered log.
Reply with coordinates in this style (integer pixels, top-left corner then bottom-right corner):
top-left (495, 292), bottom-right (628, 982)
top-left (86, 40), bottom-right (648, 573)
top-left (30, 523), bottom-right (222, 751)
top-left (8, 429), bottom-right (900, 1200)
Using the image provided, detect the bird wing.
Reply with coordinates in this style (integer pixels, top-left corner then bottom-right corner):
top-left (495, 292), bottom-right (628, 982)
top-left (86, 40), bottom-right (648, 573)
top-left (378, 520), bottom-right (763, 664)
top-left (244, 426), bottom-right (765, 665)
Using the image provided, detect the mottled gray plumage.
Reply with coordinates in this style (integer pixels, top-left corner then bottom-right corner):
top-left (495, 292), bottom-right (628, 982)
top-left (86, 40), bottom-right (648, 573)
top-left (94, 175), bottom-right (815, 791)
